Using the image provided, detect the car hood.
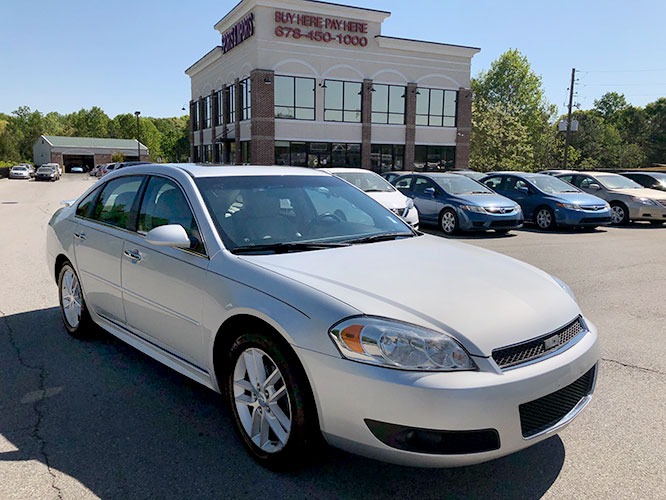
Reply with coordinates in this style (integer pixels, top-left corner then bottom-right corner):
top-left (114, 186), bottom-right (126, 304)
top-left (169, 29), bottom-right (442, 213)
top-left (551, 192), bottom-right (607, 205)
top-left (610, 187), bottom-right (666, 200)
top-left (365, 190), bottom-right (410, 209)
top-left (455, 193), bottom-right (519, 208)
top-left (241, 235), bottom-right (581, 356)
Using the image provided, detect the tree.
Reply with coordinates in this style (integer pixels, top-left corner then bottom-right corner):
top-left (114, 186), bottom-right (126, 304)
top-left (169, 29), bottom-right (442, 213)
top-left (471, 49), bottom-right (557, 171)
top-left (644, 98), bottom-right (666, 165)
top-left (68, 107), bottom-right (110, 137)
top-left (594, 92), bottom-right (629, 120)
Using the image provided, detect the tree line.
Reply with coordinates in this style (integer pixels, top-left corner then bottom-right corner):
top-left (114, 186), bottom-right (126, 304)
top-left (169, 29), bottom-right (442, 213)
top-left (0, 106), bottom-right (190, 166)
top-left (470, 49), bottom-right (666, 171)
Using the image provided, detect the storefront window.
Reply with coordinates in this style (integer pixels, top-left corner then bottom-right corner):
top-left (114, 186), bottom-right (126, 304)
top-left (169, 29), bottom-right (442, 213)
top-left (371, 144), bottom-right (405, 172)
top-left (203, 96), bottom-right (212, 129)
top-left (414, 145), bottom-right (456, 169)
top-left (241, 141), bottom-right (251, 164)
top-left (324, 80), bottom-right (362, 122)
top-left (274, 142), bottom-right (360, 167)
top-left (416, 88), bottom-right (457, 127)
top-left (215, 90), bottom-right (223, 126)
top-left (240, 78), bottom-right (251, 121)
top-left (227, 84), bottom-right (236, 124)
top-left (372, 84), bottom-right (405, 124)
top-left (275, 76), bottom-right (315, 120)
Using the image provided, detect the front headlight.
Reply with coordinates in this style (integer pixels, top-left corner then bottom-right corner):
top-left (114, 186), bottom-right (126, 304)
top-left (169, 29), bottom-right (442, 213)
top-left (631, 196), bottom-right (657, 206)
top-left (329, 317), bottom-right (477, 371)
top-left (459, 204), bottom-right (486, 214)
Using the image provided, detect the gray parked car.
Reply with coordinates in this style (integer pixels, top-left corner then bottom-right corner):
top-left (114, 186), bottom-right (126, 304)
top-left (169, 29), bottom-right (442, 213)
top-left (557, 172), bottom-right (666, 225)
top-left (47, 163), bottom-right (599, 469)
top-left (620, 171), bottom-right (666, 192)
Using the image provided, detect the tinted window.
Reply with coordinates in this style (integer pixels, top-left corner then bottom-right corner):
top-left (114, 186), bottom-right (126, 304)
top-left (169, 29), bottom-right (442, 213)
top-left (138, 177), bottom-right (205, 255)
top-left (483, 177), bottom-right (503, 190)
top-left (76, 186), bottom-right (102, 219)
top-left (92, 177), bottom-right (143, 229)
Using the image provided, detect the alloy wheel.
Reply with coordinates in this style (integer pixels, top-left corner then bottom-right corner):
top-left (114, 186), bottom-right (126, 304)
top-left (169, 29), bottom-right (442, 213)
top-left (60, 267), bottom-right (82, 329)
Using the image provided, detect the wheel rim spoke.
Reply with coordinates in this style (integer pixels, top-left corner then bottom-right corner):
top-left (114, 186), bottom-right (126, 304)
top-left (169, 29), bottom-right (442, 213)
top-left (233, 347), bottom-right (292, 454)
top-left (61, 269), bottom-right (81, 328)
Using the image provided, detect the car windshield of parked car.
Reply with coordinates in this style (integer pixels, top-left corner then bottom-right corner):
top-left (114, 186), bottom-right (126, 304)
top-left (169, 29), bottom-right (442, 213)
top-left (37, 166), bottom-right (53, 173)
top-left (531, 176), bottom-right (580, 194)
top-left (433, 175), bottom-right (493, 195)
top-left (333, 171), bottom-right (395, 193)
top-left (12, 166), bottom-right (27, 171)
top-left (196, 175), bottom-right (415, 254)
top-left (596, 174), bottom-right (642, 190)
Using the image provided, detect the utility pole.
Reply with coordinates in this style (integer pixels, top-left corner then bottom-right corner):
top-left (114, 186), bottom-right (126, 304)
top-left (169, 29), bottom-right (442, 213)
top-left (562, 68), bottom-right (576, 169)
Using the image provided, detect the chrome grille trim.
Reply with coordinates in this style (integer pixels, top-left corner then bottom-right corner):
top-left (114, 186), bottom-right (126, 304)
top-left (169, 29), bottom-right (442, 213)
top-left (492, 316), bottom-right (586, 370)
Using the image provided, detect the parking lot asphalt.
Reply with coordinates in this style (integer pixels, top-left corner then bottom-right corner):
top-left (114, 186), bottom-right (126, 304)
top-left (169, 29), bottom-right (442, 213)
top-left (1, 175), bottom-right (664, 499)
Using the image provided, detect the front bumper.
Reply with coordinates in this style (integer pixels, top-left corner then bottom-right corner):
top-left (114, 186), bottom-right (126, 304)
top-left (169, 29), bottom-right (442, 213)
top-left (628, 201), bottom-right (666, 222)
top-left (554, 207), bottom-right (612, 226)
top-left (458, 209), bottom-right (523, 232)
top-left (297, 319), bottom-right (599, 467)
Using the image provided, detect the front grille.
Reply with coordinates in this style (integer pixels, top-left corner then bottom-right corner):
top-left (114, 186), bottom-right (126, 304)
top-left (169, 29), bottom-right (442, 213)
top-left (485, 206), bottom-right (517, 215)
top-left (519, 365), bottom-right (596, 438)
top-left (492, 317), bottom-right (585, 369)
top-left (580, 205), bottom-right (607, 212)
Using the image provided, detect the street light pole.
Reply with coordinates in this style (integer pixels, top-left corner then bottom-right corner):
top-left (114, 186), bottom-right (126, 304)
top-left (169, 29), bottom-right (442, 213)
top-left (562, 68), bottom-right (576, 169)
top-left (134, 111), bottom-right (141, 160)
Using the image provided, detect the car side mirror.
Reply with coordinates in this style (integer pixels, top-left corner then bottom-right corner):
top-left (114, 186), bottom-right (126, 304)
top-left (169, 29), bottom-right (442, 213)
top-left (145, 224), bottom-right (191, 248)
top-left (588, 183), bottom-right (601, 190)
top-left (423, 187), bottom-right (436, 197)
top-left (405, 198), bottom-right (415, 209)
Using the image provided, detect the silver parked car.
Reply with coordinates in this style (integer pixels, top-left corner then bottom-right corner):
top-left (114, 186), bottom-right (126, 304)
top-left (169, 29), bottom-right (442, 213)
top-left (47, 164), bottom-right (599, 469)
top-left (9, 165), bottom-right (31, 179)
top-left (557, 172), bottom-right (666, 225)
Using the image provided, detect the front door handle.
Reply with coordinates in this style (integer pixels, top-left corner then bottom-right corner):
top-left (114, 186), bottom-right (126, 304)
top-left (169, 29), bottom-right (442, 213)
top-left (123, 249), bottom-right (143, 262)
top-left (74, 232), bottom-right (87, 241)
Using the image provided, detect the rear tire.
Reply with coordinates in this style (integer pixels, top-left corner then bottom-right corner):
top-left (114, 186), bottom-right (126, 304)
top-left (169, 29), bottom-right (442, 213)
top-left (225, 330), bottom-right (320, 470)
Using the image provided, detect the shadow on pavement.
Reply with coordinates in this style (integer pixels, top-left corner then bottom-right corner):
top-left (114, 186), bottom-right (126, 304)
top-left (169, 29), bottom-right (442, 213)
top-left (1, 307), bottom-right (565, 499)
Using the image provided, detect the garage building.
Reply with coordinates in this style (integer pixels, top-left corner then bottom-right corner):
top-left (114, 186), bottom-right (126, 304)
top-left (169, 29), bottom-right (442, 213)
top-left (33, 135), bottom-right (149, 172)
top-left (186, 0), bottom-right (479, 172)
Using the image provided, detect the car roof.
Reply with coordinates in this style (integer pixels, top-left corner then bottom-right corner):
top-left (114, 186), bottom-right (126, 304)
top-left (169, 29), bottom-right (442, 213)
top-left (319, 167), bottom-right (376, 175)
top-left (107, 163), bottom-right (333, 179)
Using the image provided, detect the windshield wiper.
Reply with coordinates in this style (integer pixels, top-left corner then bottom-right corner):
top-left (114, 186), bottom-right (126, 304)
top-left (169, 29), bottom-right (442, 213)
top-left (344, 232), bottom-right (416, 245)
top-left (232, 241), bottom-right (350, 254)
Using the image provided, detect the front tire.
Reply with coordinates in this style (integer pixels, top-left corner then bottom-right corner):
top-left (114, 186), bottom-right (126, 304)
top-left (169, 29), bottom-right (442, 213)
top-left (439, 208), bottom-right (459, 235)
top-left (610, 202), bottom-right (629, 225)
top-left (535, 206), bottom-right (556, 230)
top-left (58, 263), bottom-right (94, 338)
top-left (225, 331), bottom-right (319, 469)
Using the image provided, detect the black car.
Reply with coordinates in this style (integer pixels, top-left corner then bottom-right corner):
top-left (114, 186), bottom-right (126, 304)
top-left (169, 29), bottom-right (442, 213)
top-left (620, 172), bottom-right (666, 192)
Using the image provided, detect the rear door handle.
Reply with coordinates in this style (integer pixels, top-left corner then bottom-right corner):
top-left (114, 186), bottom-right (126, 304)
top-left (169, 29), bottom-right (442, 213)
top-left (123, 249), bottom-right (143, 262)
top-left (74, 232), bottom-right (87, 240)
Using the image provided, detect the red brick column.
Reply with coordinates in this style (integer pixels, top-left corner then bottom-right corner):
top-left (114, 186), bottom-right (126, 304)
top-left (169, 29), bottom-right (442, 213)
top-left (250, 69), bottom-right (275, 165)
top-left (234, 78), bottom-right (241, 164)
top-left (189, 100), bottom-right (195, 162)
top-left (211, 90), bottom-right (218, 162)
top-left (198, 96), bottom-right (205, 162)
top-left (455, 88), bottom-right (472, 169)
top-left (404, 83), bottom-right (418, 169)
top-left (361, 79), bottom-right (373, 169)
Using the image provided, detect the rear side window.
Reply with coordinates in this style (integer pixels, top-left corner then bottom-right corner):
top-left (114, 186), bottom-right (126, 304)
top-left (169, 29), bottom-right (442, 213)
top-left (92, 177), bottom-right (143, 230)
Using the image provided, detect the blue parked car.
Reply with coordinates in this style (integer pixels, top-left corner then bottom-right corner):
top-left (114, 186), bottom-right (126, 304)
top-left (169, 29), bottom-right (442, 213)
top-left (393, 172), bottom-right (523, 235)
top-left (481, 172), bottom-right (611, 230)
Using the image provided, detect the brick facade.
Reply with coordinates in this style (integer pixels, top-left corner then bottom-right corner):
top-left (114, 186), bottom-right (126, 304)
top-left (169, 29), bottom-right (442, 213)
top-left (361, 79), bottom-right (373, 170)
top-left (455, 88), bottom-right (473, 170)
top-left (404, 83), bottom-right (418, 168)
top-left (250, 69), bottom-right (276, 165)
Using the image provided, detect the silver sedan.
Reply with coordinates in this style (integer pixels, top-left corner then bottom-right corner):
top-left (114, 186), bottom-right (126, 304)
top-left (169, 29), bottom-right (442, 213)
top-left (47, 164), bottom-right (599, 469)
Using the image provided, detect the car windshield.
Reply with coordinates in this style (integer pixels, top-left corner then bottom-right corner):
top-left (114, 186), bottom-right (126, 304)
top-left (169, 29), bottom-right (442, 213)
top-left (332, 171), bottom-right (395, 193)
top-left (12, 166), bottom-right (27, 171)
top-left (531, 176), bottom-right (580, 193)
top-left (37, 167), bottom-right (53, 173)
top-left (196, 175), bottom-right (415, 254)
top-left (432, 175), bottom-right (493, 195)
top-left (649, 173), bottom-right (666, 183)
top-left (597, 174), bottom-right (642, 189)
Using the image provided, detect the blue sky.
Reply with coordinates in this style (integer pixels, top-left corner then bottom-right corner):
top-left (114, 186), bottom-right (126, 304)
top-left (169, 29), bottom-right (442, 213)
top-left (1, 0), bottom-right (664, 119)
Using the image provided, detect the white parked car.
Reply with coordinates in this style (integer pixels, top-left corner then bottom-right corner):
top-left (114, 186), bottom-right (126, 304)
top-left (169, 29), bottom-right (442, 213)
top-left (320, 167), bottom-right (419, 228)
top-left (47, 164), bottom-right (599, 469)
top-left (9, 165), bottom-right (31, 179)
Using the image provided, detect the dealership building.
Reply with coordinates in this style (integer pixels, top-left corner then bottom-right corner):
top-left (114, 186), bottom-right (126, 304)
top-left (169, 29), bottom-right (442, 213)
top-left (186, 0), bottom-right (479, 171)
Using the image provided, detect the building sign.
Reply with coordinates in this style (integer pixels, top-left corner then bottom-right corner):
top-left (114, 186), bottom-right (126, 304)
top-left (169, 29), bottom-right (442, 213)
top-left (274, 10), bottom-right (369, 47)
top-left (222, 13), bottom-right (255, 53)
